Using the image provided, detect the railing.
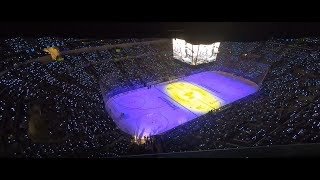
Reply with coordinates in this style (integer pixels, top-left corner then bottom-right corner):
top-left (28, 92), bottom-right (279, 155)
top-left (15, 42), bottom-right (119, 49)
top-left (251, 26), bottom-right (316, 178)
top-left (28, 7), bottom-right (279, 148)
top-left (121, 143), bottom-right (320, 158)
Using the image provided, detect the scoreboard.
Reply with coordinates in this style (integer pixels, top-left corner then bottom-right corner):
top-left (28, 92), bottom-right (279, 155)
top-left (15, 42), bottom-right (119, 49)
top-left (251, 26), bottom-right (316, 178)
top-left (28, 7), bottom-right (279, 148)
top-left (172, 38), bottom-right (220, 65)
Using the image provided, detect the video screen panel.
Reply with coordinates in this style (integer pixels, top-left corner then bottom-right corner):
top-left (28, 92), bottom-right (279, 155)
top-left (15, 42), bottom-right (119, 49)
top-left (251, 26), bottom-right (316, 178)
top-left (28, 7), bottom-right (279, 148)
top-left (172, 38), bottom-right (220, 65)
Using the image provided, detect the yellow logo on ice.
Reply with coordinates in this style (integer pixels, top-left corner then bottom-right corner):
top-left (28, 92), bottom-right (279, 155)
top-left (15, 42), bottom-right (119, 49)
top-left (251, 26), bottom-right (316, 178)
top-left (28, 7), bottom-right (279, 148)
top-left (166, 82), bottom-right (221, 113)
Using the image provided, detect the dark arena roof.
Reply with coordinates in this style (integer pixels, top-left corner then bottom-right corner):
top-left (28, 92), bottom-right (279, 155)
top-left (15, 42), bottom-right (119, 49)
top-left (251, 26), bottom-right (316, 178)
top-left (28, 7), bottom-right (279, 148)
top-left (2, 22), bottom-right (320, 42)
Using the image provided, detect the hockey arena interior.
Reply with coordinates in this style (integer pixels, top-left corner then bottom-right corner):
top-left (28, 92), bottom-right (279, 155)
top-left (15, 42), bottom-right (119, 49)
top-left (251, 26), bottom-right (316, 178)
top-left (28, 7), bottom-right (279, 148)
top-left (0, 31), bottom-right (319, 157)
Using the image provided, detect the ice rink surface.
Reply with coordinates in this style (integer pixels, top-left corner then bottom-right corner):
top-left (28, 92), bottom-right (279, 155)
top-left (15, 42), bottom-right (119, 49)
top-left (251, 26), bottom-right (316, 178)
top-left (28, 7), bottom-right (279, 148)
top-left (105, 71), bottom-right (258, 138)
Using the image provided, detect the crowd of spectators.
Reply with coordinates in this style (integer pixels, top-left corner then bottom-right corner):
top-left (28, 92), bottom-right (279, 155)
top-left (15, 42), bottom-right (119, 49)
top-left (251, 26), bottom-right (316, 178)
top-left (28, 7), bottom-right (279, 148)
top-left (0, 37), bottom-right (319, 157)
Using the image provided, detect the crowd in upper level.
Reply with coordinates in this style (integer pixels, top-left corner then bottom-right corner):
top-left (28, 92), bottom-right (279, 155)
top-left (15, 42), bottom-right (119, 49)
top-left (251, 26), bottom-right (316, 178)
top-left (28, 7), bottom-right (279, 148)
top-left (0, 37), bottom-right (319, 157)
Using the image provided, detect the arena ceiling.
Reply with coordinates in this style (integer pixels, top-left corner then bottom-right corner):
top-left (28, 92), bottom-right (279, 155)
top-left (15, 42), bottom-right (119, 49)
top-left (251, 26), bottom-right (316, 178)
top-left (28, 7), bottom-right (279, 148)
top-left (1, 22), bottom-right (320, 42)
